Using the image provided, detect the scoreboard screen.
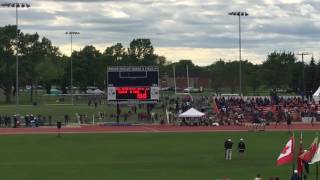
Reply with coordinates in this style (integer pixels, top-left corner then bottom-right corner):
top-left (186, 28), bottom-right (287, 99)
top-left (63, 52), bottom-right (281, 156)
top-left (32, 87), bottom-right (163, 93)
top-left (107, 66), bottom-right (159, 104)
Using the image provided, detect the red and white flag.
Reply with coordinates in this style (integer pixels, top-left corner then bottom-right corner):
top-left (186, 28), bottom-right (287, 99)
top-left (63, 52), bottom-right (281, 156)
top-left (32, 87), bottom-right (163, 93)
top-left (300, 137), bottom-right (318, 162)
top-left (277, 136), bottom-right (295, 166)
top-left (309, 143), bottom-right (320, 164)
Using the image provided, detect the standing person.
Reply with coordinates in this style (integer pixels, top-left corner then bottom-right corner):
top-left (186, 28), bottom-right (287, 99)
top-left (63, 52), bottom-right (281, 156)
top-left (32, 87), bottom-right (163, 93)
top-left (48, 115), bottom-right (52, 126)
top-left (13, 115), bottom-right (17, 128)
top-left (286, 112), bottom-right (292, 132)
top-left (64, 114), bottom-right (69, 125)
top-left (238, 138), bottom-right (246, 156)
top-left (224, 138), bottom-right (228, 160)
top-left (311, 110), bottom-right (316, 126)
top-left (224, 138), bottom-right (233, 160)
top-left (94, 101), bottom-right (98, 109)
top-left (291, 170), bottom-right (300, 180)
top-left (0, 115), bottom-right (2, 127)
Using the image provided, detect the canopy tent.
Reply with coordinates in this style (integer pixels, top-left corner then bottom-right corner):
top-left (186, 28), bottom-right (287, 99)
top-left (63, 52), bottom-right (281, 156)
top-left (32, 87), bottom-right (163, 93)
top-left (313, 86), bottom-right (320, 104)
top-left (86, 89), bottom-right (105, 95)
top-left (92, 89), bottom-right (104, 95)
top-left (178, 108), bottom-right (205, 118)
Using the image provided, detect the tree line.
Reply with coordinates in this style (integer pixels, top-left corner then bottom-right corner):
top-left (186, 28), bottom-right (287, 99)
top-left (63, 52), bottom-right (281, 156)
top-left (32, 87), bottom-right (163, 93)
top-left (1, 25), bottom-right (320, 103)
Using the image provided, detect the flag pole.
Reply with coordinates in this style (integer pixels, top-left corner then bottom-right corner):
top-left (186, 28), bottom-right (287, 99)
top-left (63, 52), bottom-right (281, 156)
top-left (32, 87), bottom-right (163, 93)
top-left (316, 132), bottom-right (319, 180)
top-left (299, 131), bottom-right (303, 177)
top-left (292, 131), bottom-right (295, 174)
top-left (316, 162), bottom-right (318, 180)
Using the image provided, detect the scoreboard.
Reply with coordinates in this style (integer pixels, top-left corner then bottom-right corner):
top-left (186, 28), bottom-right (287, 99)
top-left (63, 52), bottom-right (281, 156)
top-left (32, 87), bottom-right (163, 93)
top-left (107, 66), bottom-right (159, 104)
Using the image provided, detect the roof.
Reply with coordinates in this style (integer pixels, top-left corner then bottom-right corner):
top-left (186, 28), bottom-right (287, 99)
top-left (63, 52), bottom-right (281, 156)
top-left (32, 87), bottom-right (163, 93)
top-left (178, 108), bottom-right (205, 118)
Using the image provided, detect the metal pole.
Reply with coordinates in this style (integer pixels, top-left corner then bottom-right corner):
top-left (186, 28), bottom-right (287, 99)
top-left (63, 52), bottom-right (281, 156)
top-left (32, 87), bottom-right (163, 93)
top-left (238, 15), bottom-right (242, 96)
top-left (302, 54), bottom-right (305, 99)
top-left (317, 132), bottom-right (319, 180)
top-left (173, 65), bottom-right (177, 94)
top-left (15, 6), bottom-right (19, 114)
top-left (70, 34), bottom-right (73, 105)
top-left (297, 53), bottom-right (310, 100)
top-left (186, 64), bottom-right (190, 89)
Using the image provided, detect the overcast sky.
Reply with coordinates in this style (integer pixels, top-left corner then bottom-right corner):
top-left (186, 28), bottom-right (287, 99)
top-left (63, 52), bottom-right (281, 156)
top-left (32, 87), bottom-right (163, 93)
top-left (1, 0), bottom-right (320, 66)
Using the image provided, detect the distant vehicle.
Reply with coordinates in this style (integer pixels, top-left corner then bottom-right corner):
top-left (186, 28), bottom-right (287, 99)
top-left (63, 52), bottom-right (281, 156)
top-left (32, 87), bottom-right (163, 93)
top-left (183, 87), bottom-right (201, 93)
top-left (87, 86), bottom-right (98, 90)
top-left (50, 88), bottom-right (62, 95)
top-left (25, 85), bottom-right (43, 91)
top-left (160, 87), bottom-right (171, 91)
top-left (220, 93), bottom-right (240, 96)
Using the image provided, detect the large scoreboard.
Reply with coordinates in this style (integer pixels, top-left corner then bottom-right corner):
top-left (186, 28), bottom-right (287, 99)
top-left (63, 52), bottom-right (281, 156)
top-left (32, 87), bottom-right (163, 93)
top-left (107, 66), bottom-right (159, 104)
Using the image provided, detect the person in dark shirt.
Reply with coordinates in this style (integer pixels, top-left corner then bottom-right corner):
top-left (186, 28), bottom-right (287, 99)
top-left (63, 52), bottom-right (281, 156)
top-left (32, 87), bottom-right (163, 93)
top-left (238, 138), bottom-right (246, 156)
top-left (224, 138), bottom-right (233, 160)
top-left (224, 138), bottom-right (228, 160)
top-left (64, 114), bottom-right (69, 125)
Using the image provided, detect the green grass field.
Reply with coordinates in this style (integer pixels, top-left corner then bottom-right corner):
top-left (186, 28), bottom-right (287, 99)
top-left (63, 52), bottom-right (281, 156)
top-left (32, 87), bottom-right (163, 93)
top-left (0, 131), bottom-right (317, 180)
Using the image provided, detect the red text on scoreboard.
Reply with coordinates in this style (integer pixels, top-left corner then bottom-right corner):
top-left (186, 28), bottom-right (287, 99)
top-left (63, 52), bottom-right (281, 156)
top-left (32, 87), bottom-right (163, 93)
top-left (116, 87), bottom-right (150, 100)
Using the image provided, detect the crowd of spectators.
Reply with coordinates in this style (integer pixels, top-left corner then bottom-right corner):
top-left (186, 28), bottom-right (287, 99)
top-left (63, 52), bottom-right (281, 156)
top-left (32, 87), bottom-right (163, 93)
top-left (0, 114), bottom-right (54, 128)
top-left (162, 94), bottom-right (319, 126)
top-left (213, 96), bottom-right (319, 125)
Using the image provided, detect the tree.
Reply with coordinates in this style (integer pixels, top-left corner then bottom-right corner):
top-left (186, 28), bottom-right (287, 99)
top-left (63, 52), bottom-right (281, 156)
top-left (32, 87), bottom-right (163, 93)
top-left (35, 57), bottom-right (63, 93)
top-left (207, 60), bottom-right (239, 92)
top-left (19, 35), bottom-right (61, 101)
top-left (0, 25), bottom-right (18, 103)
top-left (317, 60), bottom-right (320, 90)
top-left (261, 52), bottom-right (297, 90)
top-left (128, 38), bottom-right (157, 65)
top-left (103, 43), bottom-right (127, 65)
top-left (242, 61), bottom-right (261, 94)
top-left (72, 45), bottom-right (104, 91)
top-left (305, 57), bottom-right (318, 92)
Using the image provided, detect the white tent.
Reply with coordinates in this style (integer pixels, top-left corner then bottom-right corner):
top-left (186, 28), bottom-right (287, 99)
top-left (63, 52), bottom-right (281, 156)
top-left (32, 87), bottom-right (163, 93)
top-left (86, 89), bottom-right (104, 95)
top-left (313, 86), bottom-right (320, 104)
top-left (92, 89), bottom-right (104, 95)
top-left (178, 108), bottom-right (205, 118)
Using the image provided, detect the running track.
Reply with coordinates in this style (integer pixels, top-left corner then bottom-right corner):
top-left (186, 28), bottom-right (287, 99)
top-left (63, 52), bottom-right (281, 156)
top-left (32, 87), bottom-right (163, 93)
top-left (0, 123), bottom-right (319, 135)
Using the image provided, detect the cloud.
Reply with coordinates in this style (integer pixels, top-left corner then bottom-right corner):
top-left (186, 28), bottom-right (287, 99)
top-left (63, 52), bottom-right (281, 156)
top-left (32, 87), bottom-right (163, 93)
top-left (0, 0), bottom-right (319, 65)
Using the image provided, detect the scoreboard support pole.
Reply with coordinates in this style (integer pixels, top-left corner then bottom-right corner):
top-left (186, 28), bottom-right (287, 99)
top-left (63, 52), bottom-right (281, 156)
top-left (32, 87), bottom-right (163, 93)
top-left (116, 103), bottom-right (120, 124)
top-left (147, 104), bottom-right (151, 122)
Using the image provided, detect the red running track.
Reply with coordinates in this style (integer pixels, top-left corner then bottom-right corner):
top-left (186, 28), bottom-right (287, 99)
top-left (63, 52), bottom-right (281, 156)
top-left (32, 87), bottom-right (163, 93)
top-left (0, 123), bottom-right (319, 135)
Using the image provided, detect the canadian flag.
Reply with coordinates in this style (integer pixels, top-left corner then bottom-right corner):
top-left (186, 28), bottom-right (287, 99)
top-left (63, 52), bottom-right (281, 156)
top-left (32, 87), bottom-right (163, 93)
top-left (277, 136), bottom-right (295, 166)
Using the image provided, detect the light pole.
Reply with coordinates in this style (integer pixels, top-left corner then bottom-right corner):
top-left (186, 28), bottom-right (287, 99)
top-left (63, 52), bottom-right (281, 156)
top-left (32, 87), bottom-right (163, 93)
top-left (297, 52), bottom-right (310, 99)
top-left (228, 11), bottom-right (248, 96)
top-left (1, 2), bottom-right (31, 113)
top-left (65, 31), bottom-right (80, 105)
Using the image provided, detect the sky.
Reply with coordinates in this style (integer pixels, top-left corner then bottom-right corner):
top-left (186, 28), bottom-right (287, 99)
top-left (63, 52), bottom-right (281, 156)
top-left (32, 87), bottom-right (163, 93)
top-left (1, 0), bottom-right (320, 66)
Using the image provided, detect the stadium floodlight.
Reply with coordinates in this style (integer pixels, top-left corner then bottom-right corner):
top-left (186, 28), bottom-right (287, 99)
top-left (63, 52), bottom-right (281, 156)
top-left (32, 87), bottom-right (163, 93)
top-left (228, 11), bottom-right (249, 96)
top-left (297, 52), bottom-right (310, 99)
top-left (65, 31), bottom-right (80, 105)
top-left (1, 2), bottom-right (31, 114)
